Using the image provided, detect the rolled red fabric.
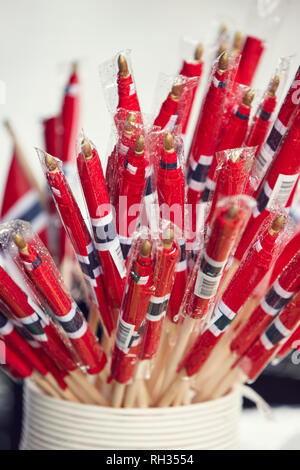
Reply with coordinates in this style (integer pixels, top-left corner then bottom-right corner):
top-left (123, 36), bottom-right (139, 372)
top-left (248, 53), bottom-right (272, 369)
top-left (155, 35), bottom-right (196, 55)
top-left (203, 90), bottom-right (254, 202)
top-left (106, 113), bottom-right (138, 205)
top-left (117, 55), bottom-right (141, 114)
top-left (206, 150), bottom-right (251, 225)
top-left (141, 238), bottom-right (179, 360)
top-left (179, 218), bottom-right (283, 377)
top-left (44, 153), bottom-right (114, 336)
top-left (235, 109), bottom-right (300, 262)
top-left (246, 95), bottom-right (277, 154)
top-left (184, 206), bottom-right (246, 321)
top-left (187, 54), bottom-right (229, 235)
top-left (15, 237), bottom-right (107, 375)
top-left (156, 135), bottom-right (186, 321)
top-left (153, 83), bottom-right (181, 132)
top-left (0, 265), bottom-right (77, 371)
top-left (237, 288), bottom-right (300, 381)
top-left (3, 343), bottom-right (33, 379)
top-left (116, 136), bottom-right (147, 260)
top-left (61, 65), bottom-right (80, 164)
top-left (77, 140), bottom-right (126, 308)
top-left (179, 59), bottom-right (203, 135)
top-left (0, 311), bottom-right (48, 376)
top-left (251, 66), bottom-right (300, 189)
top-left (235, 36), bottom-right (264, 86)
top-left (231, 250), bottom-right (300, 358)
top-left (109, 242), bottom-right (154, 384)
top-left (269, 229), bottom-right (300, 286)
top-left (276, 324), bottom-right (300, 359)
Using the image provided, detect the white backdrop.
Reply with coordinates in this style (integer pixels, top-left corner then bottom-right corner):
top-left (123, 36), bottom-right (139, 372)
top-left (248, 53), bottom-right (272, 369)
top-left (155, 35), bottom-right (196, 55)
top-left (0, 0), bottom-right (300, 201)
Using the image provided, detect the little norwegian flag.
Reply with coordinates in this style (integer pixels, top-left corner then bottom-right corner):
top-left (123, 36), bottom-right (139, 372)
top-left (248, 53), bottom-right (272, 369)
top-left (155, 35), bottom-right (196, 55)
top-left (1, 151), bottom-right (47, 243)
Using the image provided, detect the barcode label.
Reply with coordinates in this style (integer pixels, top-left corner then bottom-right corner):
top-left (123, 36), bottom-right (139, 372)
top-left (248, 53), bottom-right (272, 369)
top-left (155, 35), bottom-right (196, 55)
top-left (110, 239), bottom-right (127, 278)
top-left (194, 271), bottom-right (222, 299)
top-left (266, 174), bottom-right (298, 209)
top-left (116, 318), bottom-right (135, 353)
top-left (252, 144), bottom-right (273, 185)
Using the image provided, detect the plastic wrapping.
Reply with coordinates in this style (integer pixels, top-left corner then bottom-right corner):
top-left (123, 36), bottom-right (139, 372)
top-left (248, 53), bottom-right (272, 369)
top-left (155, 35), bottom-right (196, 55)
top-left (202, 85), bottom-right (256, 203)
top-left (114, 121), bottom-right (149, 261)
top-left (235, 1), bottom-right (289, 86)
top-left (106, 110), bottom-right (143, 207)
top-left (245, 58), bottom-right (291, 156)
top-left (99, 50), bottom-right (141, 118)
top-left (206, 147), bottom-right (256, 224)
top-left (0, 310), bottom-right (48, 376)
top-left (235, 106), bottom-right (300, 262)
top-left (181, 196), bottom-right (254, 325)
top-left (152, 74), bottom-right (198, 134)
top-left (230, 249), bottom-right (300, 359)
top-left (238, 287), bottom-right (300, 382)
top-left (139, 228), bottom-right (179, 365)
top-left (187, 52), bottom-right (240, 238)
top-left (147, 131), bottom-right (187, 323)
top-left (250, 65), bottom-right (300, 191)
top-left (0, 220), bottom-right (107, 375)
top-left (109, 232), bottom-right (155, 384)
top-left (37, 148), bottom-right (115, 337)
top-left (178, 40), bottom-right (204, 135)
top-left (76, 133), bottom-right (126, 309)
top-left (0, 261), bottom-right (78, 375)
top-left (179, 211), bottom-right (289, 379)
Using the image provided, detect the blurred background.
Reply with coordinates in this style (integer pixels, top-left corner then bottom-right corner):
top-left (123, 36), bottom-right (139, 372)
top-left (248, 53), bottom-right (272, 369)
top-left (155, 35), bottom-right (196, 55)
top-left (1, 0), bottom-right (300, 450)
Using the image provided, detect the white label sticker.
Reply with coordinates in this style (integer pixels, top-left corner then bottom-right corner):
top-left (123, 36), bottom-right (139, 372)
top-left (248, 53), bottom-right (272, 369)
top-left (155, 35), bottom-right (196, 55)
top-left (194, 271), bottom-right (222, 299)
top-left (116, 318), bottom-right (135, 353)
top-left (266, 173), bottom-right (298, 209)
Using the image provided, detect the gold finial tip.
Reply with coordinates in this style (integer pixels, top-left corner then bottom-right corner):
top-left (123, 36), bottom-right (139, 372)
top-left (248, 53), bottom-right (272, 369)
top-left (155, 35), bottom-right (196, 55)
top-left (194, 43), bottom-right (203, 61)
top-left (268, 75), bottom-right (280, 97)
top-left (226, 205), bottom-right (239, 220)
top-left (170, 80), bottom-right (182, 100)
top-left (243, 88), bottom-right (255, 106)
top-left (45, 154), bottom-right (57, 171)
top-left (81, 139), bottom-right (93, 159)
top-left (164, 132), bottom-right (174, 152)
top-left (233, 31), bottom-right (243, 51)
top-left (162, 228), bottom-right (174, 247)
top-left (14, 234), bottom-right (27, 251)
top-left (219, 24), bottom-right (228, 36)
top-left (72, 61), bottom-right (79, 74)
top-left (140, 240), bottom-right (152, 258)
top-left (134, 135), bottom-right (145, 154)
top-left (270, 215), bottom-right (286, 234)
top-left (218, 51), bottom-right (229, 71)
top-left (118, 54), bottom-right (129, 77)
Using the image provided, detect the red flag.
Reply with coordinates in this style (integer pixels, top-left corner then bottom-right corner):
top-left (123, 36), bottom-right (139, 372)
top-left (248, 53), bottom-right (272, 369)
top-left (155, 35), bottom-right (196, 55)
top-left (1, 151), bottom-right (47, 245)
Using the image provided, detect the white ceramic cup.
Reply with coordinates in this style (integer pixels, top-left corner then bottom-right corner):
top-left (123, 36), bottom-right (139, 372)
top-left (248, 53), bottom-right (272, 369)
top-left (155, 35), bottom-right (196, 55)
top-left (20, 382), bottom-right (242, 450)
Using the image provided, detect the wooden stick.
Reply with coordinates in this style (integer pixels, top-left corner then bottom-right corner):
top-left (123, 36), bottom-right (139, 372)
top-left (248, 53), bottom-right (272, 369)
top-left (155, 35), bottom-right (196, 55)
top-left (88, 302), bottom-right (101, 335)
top-left (157, 370), bottom-right (186, 407)
top-left (160, 317), bottom-right (199, 396)
top-left (31, 373), bottom-right (62, 399)
top-left (210, 368), bottom-right (246, 401)
top-left (45, 373), bottom-right (79, 402)
top-left (4, 120), bottom-right (46, 206)
top-left (111, 381), bottom-right (126, 408)
top-left (69, 370), bottom-right (108, 406)
top-left (136, 381), bottom-right (150, 408)
top-left (123, 381), bottom-right (139, 408)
